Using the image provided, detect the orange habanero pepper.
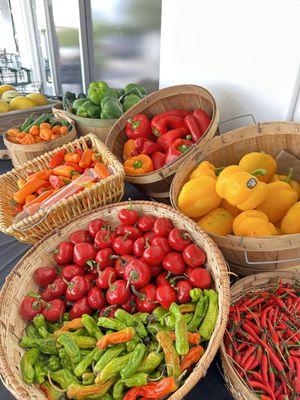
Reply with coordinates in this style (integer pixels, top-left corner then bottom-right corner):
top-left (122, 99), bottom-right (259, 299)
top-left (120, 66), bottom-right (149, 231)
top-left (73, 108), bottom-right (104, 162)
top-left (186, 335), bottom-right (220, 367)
top-left (124, 154), bottom-right (154, 175)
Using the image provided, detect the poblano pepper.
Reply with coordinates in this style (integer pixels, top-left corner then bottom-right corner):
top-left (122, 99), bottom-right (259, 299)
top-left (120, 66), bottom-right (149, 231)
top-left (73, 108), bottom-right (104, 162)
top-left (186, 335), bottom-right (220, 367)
top-left (20, 347), bottom-right (40, 384)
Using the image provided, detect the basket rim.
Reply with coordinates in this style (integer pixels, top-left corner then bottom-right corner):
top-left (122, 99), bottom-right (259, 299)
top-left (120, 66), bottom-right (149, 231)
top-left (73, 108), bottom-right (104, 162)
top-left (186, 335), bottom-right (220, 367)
top-left (170, 121), bottom-right (300, 246)
top-left (65, 109), bottom-right (117, 124)
top-left (0, 200), bottom-right (230, 400)
top-left (106, 84), bottom-right (219, 180)
top-left (0, 133), bottom-right (125, 234)
top-left (0, 100), bottom-right (61, 118)
top-left (220, 270), bottom-right (300, 400)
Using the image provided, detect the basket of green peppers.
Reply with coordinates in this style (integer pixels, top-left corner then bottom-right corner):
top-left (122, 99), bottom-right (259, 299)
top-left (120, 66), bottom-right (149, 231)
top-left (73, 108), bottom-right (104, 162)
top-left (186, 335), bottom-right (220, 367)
top-left (63, 82), bottom-right (147, 142)
top-left (18, 288), bottom-right (219, 400)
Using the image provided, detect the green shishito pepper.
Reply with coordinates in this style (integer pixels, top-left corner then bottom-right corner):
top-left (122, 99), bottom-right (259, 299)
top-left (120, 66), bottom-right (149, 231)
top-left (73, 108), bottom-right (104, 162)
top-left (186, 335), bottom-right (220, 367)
top-left (82, 371), bottom-right (95, 385)
top-left (74, 347), bottom-right (103, 378)
top-left (115, 309), bottom-right (147, 338)
top-left (156, 331), bottom-right (180, 378)
top-left (77, 100), bottom-right (101, 118)
top-left (20, 347), bottom-right (40, 384)
top-left (187, 291), bottom-right (208, 333)
top-left (113, 378), bottom-right (124, 400)
top-left (34, 359), bottom-right (47, 384)
top-left (101, 98), bottom-right (123, 119)
top-left (124, 372), bottom-right (148, 387)
top-left (122, 94), bottom-right (141, 112)
top-left (26, 324), bottom-right (39, 339)
top-left (120, 343), bottom-right (147, 379)
top-left (138, 351), bottom-right (163, 373)
top-left (97, 317), bottom-right (126, 331)
top-left (50, 369), bottom-right (80, 390)
top-left (169, 303), bottom-right (189, 356)
top-left (57, 333), bottom-right (81, 365)
top-left (199, 289), bottom-right (219, 341)
top-left (33, 314), bottom-right (50, 338)
top-left (19, 336), bottom-right (58, 355)
top-left (48, 355), bottom-right (62, 372)
top-left (59, 348), bottom-right (73, 372)
top-left (95, 352), bottom-right (132, 384)
top-left (40, 381), bottom-right (66, 400)
top-left (82, 314), bottom-right (102, 340)
top-left (94, 344), bottom-right (126, 374)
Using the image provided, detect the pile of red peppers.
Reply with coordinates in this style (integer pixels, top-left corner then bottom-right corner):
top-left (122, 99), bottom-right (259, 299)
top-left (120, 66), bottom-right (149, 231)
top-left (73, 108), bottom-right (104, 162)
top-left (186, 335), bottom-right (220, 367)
top-left (123, 109), bottom-right (211, 174)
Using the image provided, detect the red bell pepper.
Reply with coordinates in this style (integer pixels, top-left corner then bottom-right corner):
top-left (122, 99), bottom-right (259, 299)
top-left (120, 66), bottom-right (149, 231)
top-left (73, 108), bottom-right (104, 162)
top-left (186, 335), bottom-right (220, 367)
top-left (125, 114), bottom-right (152, 139)
top-left (193, 109), bottom-right (211, 133)
top-left (157, 127), bottom-right (189, 152)
top-left (151, 115), bottom-right (184, 137)
top-left (151, 110), bottom-right (190, 129)
top-left (49, 149), bottom-right (66, 169)
top-left (151, 151), bottom-right (167, 170)
top-left (134, 137), bottom-right (162, 155)
top-left (184, 114), bottom-right (204, 143)
top-left (165, 138), bottom-right (193, 165)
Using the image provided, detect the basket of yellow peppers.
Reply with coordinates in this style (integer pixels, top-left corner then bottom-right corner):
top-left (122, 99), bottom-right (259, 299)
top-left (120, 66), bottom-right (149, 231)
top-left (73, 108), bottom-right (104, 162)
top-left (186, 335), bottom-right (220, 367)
top-left (170, 121), bottom-right (300, 275)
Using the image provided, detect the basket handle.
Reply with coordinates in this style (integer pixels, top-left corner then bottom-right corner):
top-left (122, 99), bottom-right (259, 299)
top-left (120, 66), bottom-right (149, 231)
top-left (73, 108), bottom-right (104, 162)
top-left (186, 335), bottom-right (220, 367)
top-left (244, 249), bottom-right (300, 265)
top-left (219, 114), bottom-right (257, 133)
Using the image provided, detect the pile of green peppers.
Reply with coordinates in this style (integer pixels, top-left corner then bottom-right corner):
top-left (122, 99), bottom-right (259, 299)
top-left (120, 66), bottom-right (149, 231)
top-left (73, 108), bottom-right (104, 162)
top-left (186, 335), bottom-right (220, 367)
top-left (62, 81), bottom-right (147, 120)
top-left (19, 289), bottom-right (218, 400)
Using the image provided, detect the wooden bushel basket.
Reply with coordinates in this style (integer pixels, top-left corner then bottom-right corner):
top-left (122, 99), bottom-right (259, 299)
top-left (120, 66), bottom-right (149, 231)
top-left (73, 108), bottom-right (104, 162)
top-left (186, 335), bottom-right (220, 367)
top-left (170, 122), bottom-right (300, 275)
top-left (220, 270), bottom-right (300, 400)
top-left (0, 201), bottom-right (230, 400)
top-left (106, 85), bottom-right (219, 202)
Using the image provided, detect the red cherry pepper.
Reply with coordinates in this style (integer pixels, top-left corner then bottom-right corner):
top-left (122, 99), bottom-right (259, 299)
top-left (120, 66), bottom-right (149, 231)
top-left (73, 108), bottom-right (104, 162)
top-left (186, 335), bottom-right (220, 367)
top-left (94, 230), bottom-right (114, 249)
top-left (53, 241), bottom-right (74, 265)
top-left (156, 284), bottom-right (177, 309)
top-left (184, 114), bottom-right (204, 143)
top-left (153, 217), bottom-right (174, 238)
top-left (175, 280), bottom-right (192, 304)
top-left (116, 225), bottom-right (142, 240)
top-left (136, 284), bottom-right (157, 313)
top-left (114, 255), bottom-right (134, 278)
top-left (156, 271), bottom-right (169, 286)
top-left (34, 266), bottom-right (57, 288)
top-left (162, 252), bottom-right (185, 275)
top-left (60, 264), bottom-right (85, 281)
top-left (65, 275), bottom-right (88, 302)
top-left (165, 138), bottom-right (193, 164)
top-left (95, 248), bottom-right (114, 270)
top-left (84, 274), bottom-right (95, 290)
top-left (42, 299), bottom-right (65, 322)
top-left (150, 264), bottom-right (163, 277)
top-left (19, 296), bottom-right (44, 321)
top-left (124, 259), bottom-right (151, 289)
top-left (125, 114), bottom-right (152, 140)
top-left (152, 115), bottom-right (184, 137)
top-left (112, 236), bottom-right (133, 255)
top-left (122, 293), bottom-right (137, 314)
top-left (157, 127), bottom-right (188, 152)
top-left (143, 230), bottom-right (156, 242)
top-left (96, 267), bottom-right (117, 289)
top-left (134, 137), bottom-right (162, 155)
top-left (99, 305), bottom-right (118, 318)
top-left (73, 243), bottom-right (97, 266)
top-left (87, 287), bottom-right (107, 310)
top-left (87, 218), bottom-right (106, 238)
top-left (183, 244), bottom-right (206, 268)
top-left (49, 149), bottom-right (66, 169)
top-left (188, 267), bottom-right (212, 289)
top-left (69, 229), bottom-right (91, 245)
top-left (142, 245), bottom-right (165, 266)
top-left (106, 279), bottom-right (130, 305)
top-left (150, 237), bottom-right (171, 255)
top-left (168, 228), bottom-right (191, 251)
top-left (133, 237), bottom-right (147, 257)
top-left (193, 109), bottom-right (211, 133)
top-left (41, 277), bottom-right (68, 301)
top-left (70, 296), bottom-right (92, 319)
top-left (118, 205), bottom-right (139, 225)
top-left (137, 215), bottom-right (156, 232)
top-left (151, 151), bottom-right (167, 171)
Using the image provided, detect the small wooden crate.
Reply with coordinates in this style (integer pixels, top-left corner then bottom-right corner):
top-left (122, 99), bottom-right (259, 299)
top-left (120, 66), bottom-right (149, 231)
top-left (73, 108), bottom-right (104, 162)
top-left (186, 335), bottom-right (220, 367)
top-left (106, 84), bottom-right (219, 202)
top-left (220, 270), bottom-right (300, 400)
top-left (0, 200), bottom-right (230, 400)
top-left (0, 134), bottom-right (125, 244)
top-left (3, 114), bottom-right (77, 167)
top-left (170, 121), bottom-right (300, 274)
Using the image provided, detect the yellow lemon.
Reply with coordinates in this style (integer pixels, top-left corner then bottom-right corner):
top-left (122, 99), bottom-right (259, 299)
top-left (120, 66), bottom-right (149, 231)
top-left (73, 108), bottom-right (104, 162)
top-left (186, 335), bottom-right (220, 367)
top-left (0, 100), bottom-right (11, 113)
top-left (10, 96), bottom-right (37, 110)
top-left (1, 90), bottom-right (19, 103)
top-left (0, 84), bottom-right (15, 97)
top-left (26, 93), bottom-right (48, 106)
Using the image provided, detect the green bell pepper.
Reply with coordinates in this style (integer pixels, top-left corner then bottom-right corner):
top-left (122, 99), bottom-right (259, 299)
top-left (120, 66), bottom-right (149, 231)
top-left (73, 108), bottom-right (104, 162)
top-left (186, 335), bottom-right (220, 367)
top-left (124, 83), bottom-right (147, 97)
top-left (101, 98), bottom-right (123, 119)
top-left (122, 94), bottom-right (141, 112)
top-left (77, 101), bottom-right (101, 118)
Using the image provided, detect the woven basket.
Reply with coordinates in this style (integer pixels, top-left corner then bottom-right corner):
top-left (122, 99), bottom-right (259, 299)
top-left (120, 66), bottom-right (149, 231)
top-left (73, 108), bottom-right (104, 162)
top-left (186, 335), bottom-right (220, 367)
top-left (170, 121), bottom-right (300, 275)
top-left (0, 100), bottom-right (61, 133)
top-left (105, 84), bottom-right (219, 202)
top-left (220, 270), bottom-right (300, 400)
top-left (0, 200), bottom-right (230, 400)
top-left (3, 113), bottom-right (77, 167)
top-left (0, 134), bottom-right (125, 244)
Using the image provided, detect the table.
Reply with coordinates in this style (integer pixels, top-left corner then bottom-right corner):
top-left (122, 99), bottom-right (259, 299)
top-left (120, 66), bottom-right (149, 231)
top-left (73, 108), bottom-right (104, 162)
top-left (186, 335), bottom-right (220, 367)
top-left (0, 154), bottom-right (233, 400)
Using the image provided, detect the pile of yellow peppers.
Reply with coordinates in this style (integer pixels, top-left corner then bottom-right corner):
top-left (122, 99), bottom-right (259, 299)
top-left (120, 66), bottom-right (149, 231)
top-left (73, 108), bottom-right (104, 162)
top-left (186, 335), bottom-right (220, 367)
top-left (178, 152), bottom-right (300, 237)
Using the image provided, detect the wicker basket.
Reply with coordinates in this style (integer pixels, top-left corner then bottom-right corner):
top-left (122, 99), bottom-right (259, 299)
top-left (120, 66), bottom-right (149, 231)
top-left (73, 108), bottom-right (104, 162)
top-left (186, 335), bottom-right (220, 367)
top-left (0, 100), bottom-right (61, 133)
top-left (0, 134), bottom-right (125, 244)
top-left (105, 84), bottom-right (219, 202)
top-left (3, 113), bottom-right (77, 167)
top-left (0, 200), bottom-right (230, 400)
top-left (170, 121), bottom-right (300, 275)
top-left (220, 270), bottom-right (300, 400)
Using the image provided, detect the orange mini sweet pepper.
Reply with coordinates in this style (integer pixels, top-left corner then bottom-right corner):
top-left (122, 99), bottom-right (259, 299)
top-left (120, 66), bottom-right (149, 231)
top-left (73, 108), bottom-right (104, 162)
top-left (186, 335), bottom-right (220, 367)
top-left (79, 149), bottom-right (93, 168)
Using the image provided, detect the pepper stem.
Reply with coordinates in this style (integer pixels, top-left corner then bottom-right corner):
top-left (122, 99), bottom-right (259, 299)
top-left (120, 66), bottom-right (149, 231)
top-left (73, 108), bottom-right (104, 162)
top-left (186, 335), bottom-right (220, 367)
top-left (130, 284), bottom-right (145, 300)
top-left (215, 167), bottom-right (225, 176)
top-left (283, 167), bottom-right (294, 184)
top-left (251, 168), bottom-right (267, 176)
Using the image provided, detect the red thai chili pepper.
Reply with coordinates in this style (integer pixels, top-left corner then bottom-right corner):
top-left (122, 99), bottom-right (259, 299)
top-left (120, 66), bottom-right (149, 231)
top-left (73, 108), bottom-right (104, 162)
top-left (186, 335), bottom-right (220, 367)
top-left (248, 371), bottom-right (264, 384)
top-left (247, 381), bottom-right (275, 400)
top-left (293, 357), bottom-right (300, 394)
top-left (125, 114), bottom-right (152, 140)
top-left (261, 352), bottom-right (269, 386)
top-left (240, 346), bottom-right (257, 367)
top-left (260, 305), bottom-right (273, 329)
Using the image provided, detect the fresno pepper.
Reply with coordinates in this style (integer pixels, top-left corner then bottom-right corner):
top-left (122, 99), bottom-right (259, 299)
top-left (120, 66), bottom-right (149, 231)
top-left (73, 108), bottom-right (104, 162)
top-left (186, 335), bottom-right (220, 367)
top-left (65, 162), bottom-right (84, 173)
top-left (13, 180), bottom-right (48, 204)
top-left (67, 379), bottom-right (114, 399)
top-left (152, 115), bottom-right (184, 137)
top-left (124, 155), bottom-right (154, 175)
top-left (184, 114), bottom-right (204, 142)
top-left (193, 109), bottom-right (211, 133)
top-left (123, 139), bottom-right (136, 160)
top-left (65, 152), bottom-right (81, 164)
top-left (49, 174), bottom-right (71, 189)
top-left (124, 377), bottom-right (178, 400)
top-left (156, 331), bottom-right (180, 377)
top-left (27, 169), bottom-right (52, 182)
top-left (79, 149), bottom-right (93, 168)
top-left (151, 151), bottom-right (167, 170)
top-left (180, 345), bottom-right (204, 371)
top-left (157, 127), bottom-right (188, 152)
top-left (120, 343), bottom-right (147, 378)
top-left (134, 137), bottom-right (162, 155)
top-left (49, 149), bottom-right (66, 169)
top-left (165, 138), bottom-right (193, 165)
top-left (97, 327), bottom-right (135, 349)
top-left (125, 114), bottom-right (152, 139)
top-left (53, 165), bottom-right (77, 178)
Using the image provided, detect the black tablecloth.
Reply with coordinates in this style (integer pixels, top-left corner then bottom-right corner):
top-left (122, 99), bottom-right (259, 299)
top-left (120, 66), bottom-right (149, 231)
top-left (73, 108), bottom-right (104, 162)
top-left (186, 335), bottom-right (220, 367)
top-left (0, 154), bottom-right (233, 400)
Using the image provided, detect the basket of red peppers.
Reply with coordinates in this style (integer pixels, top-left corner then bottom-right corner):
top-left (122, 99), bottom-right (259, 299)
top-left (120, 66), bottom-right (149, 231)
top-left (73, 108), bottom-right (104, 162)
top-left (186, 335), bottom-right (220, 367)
top-left (221, 271), bottom-right (300, 400)
top-left (0, 201), bottom-right (229, 400)
top-left (106, 85), bottom-right (219, 202)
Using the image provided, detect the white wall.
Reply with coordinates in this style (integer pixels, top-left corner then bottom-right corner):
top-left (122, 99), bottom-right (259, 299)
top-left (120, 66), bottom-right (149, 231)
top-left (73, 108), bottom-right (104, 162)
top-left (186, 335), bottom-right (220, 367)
top-left (160, 0), bottom-right (300, 130)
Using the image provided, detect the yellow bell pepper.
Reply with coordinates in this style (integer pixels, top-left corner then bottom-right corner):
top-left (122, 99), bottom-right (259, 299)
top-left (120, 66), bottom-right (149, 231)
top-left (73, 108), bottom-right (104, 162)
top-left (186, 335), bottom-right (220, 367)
top-left (256, 181), bottom-right (297, 223)
top-left (215, 165), bottom-right (268, 210)
top-left (239, 152), bottom-right (277, 183)
top-left (281, 201), bottom-right (300, 234)
top-left (178, 175), bottom-right (222, 219)
top-left (221, 199), bottom-right (241, 217)
top-left (233, 210), bottom-right (277, 237)
top-left (197, 207), bottom-right (234, 235)
top-left (271, 168), bottom-right (300, 200)
top-left (189, 161), bottom-right (217, 180)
